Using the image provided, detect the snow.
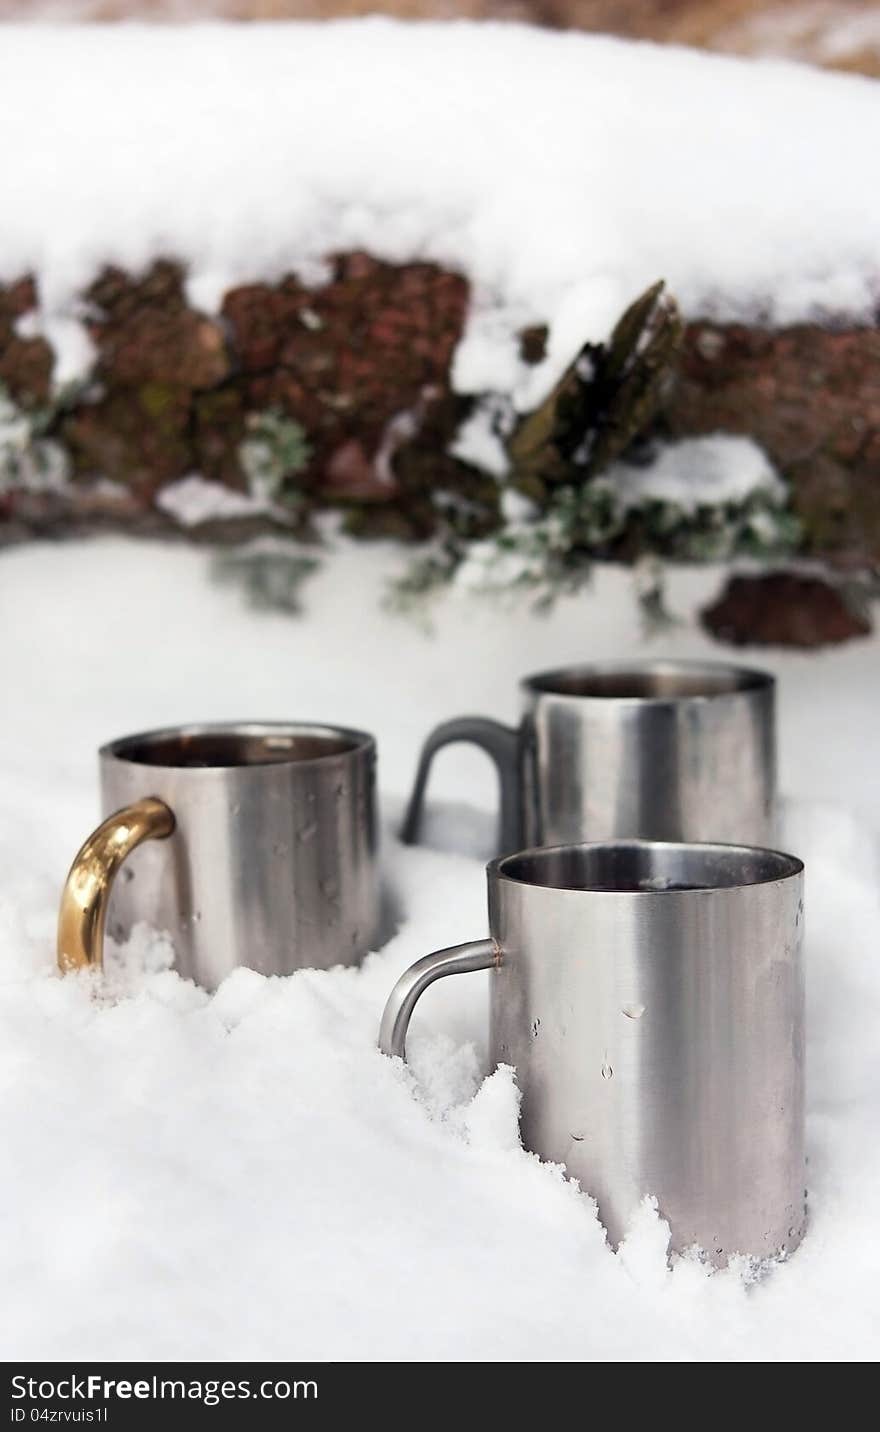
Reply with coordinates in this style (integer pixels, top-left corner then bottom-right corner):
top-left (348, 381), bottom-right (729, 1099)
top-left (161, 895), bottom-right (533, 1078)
top-left (609, 435), bottom-right (785, 513)
top-left (14, 308), bottom-right (96, 390)
top-left (156, 473), bottom-right (270, 527)
top-left (449, 398), bottom-right (512, 479)
top-left (1, 535), bottom-right (879, 1360)
top-left (1, 20), bottom-right (879, 404)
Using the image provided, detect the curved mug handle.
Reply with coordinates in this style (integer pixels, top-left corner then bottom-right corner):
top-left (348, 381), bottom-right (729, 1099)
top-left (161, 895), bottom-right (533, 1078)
top-left (400, 717), bottom-right (521, 854)
top-left (57, 797), bottom-right (175, 974)
top-left (379, 938), bottom-right (498, 1060)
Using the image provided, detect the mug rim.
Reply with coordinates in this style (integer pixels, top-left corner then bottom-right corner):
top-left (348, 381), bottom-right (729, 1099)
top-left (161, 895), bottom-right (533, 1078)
top-left (100, 720), bottom-right (376, 770)
top-left (521, 658), bottom-right (774, 703)
top-left (489, 839), bottom-right (804, 893)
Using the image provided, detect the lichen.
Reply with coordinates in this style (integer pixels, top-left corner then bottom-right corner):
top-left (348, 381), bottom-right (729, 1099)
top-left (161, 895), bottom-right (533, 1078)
top-left (238, 408), bottom-right (313, 507)
top-left (387, 473), bottom-right (801, 616)
top-left (0, 381), bottom-right (69, 494)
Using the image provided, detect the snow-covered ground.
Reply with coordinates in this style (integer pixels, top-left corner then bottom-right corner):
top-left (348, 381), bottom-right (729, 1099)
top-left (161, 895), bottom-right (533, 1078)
top-left (0, 536), bottom-right (878, 1360)
top-left (1, 20), bottom-right (879, 398)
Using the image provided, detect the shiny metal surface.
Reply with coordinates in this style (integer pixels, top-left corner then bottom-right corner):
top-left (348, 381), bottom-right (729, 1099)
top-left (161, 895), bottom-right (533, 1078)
top-left (63, 721), bottom-right (379, 990)
top-left (402, 660), bottom-right (776, 854)
top-left (379, 939), bottom-right (498, 1057)
top-left (380, 839), bottom-right (805, 1264)
top-left (58, 797), bottom-right (175, 973)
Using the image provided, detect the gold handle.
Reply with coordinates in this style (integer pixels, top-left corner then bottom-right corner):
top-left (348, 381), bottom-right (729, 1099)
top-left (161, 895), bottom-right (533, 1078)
top-left (57, 797), bottom-right (175, 974)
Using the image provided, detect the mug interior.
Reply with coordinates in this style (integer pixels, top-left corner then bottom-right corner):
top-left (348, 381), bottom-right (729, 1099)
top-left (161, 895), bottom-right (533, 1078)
top-left (525, 661), bottom-right (770, 700)
top-left (496, 841), bottom-right (802, 893)
top-left (105, 725), bottom-right (370, 769)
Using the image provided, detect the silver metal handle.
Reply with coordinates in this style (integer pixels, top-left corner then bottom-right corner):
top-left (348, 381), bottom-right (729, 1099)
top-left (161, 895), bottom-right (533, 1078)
top-left (378, 938), bottom-right (498, 1060)
top-left (400, 717), bottom-right (521, 854)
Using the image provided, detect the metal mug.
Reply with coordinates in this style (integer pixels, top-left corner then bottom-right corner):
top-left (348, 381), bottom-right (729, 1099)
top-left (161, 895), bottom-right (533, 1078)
top-left (58, 721), bottom-right (379, 989)
top-left (402, 660), bottom-right (776, 854)
top-left (380, 839), bottom-right (805, 1263)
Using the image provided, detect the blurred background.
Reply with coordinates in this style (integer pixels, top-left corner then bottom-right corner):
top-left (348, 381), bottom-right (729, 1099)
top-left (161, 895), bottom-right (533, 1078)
top-left (1, 2), bottom-right (878, 653)
top-left (0, 1), bottom-right (878, 76)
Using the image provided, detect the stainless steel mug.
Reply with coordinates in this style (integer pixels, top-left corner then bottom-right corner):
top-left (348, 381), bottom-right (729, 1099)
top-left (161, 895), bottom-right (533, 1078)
top-left (380, 840), bottom-right (805, 1263)
top-left (402, 660), bottom-right (776, 854)
top-left (58, 722), bottom-right (379, 989)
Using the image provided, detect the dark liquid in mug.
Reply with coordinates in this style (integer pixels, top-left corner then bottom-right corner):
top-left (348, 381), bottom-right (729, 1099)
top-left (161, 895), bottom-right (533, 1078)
top-left (116, 731), bottom-right (360, 768)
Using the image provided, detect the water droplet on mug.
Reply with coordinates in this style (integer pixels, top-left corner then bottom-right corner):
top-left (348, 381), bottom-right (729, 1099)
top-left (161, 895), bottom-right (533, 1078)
top-left (788, 1226), bottom-right (797, 1238)
top-left (622, 1002), bottom-right (646, 1020)
top-left (298, 821), bottom-right (318, 843)
top-left (570, 1133), bottom-right (584, 1142)
top-left (639, 875), bottom-right (672, 892)
top-left (530, 1018), bottom-right (541, 1040)
top-left (192, 911), bottom-right (202, 924)
top-left (335, 783), bottom-right (346, 799)
top-left (601, 1059), bottom-right (613, 1080)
